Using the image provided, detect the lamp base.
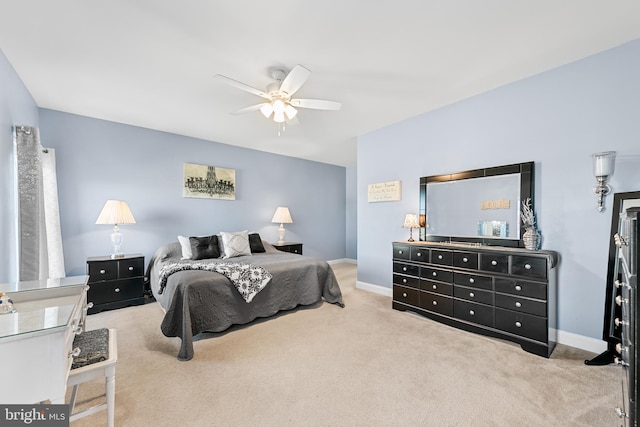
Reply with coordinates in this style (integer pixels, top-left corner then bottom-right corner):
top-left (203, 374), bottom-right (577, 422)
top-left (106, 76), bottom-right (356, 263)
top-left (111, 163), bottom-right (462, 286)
top-left (277, 223), bottom-right (286, 244)
top-left (110, 253), bottom-right (125, 259)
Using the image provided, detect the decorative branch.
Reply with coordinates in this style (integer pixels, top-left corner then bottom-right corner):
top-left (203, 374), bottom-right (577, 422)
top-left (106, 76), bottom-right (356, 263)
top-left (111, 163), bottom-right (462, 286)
top-left (520, 198), bottom-right (536, 229)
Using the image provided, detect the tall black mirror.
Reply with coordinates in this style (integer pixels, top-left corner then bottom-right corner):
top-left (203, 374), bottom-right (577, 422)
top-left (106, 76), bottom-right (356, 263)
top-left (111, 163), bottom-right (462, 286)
top-left (586, 190), bottom-right (640, 365)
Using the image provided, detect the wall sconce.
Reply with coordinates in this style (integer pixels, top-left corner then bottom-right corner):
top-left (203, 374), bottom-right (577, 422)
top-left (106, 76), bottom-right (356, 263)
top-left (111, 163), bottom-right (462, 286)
top-left (271, 207), bottom-right (293, 243)
top-left (592, 151), bottom-right (616, 212)
top-left (403, 213), bottom-right (420, 242)
top-left (95, 200), bottom-right (136, 258)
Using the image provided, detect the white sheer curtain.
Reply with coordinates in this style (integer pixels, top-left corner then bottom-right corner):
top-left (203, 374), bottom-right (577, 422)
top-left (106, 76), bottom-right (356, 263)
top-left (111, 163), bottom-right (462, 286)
top-left (14, 125), bottom-right (65, 280)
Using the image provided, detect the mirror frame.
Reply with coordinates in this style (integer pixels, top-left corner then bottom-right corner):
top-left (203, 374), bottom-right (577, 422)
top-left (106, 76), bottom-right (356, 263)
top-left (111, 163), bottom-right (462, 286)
top-left (419, 161), bottom-right (534, 247)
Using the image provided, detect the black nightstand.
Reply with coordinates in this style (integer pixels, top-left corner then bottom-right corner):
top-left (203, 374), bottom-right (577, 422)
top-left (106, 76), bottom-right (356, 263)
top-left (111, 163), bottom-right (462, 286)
top-left (272, 242), bottom-right (303, 255)
top-left (86, 254), bottom-right (146, 314)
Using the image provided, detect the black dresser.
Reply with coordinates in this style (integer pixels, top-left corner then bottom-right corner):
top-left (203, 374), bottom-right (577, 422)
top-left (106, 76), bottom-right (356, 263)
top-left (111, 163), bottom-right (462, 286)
top-left (392, 241), bottom-right (559, 357)
top-left (615, 207), bottom-right (638, 425)
top-left (86, 254), bottom-right (146, 314)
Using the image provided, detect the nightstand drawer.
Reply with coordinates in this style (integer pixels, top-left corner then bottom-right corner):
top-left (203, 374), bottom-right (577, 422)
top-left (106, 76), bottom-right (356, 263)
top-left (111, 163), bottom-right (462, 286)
top-left (119, 257), bottom-right (144, 278)
top-left (87, 261), bottom-right (118, 281)
top-left (88, 278), bottom-right (143, 305)
top-left (273, 242), bottom-right (303, 255)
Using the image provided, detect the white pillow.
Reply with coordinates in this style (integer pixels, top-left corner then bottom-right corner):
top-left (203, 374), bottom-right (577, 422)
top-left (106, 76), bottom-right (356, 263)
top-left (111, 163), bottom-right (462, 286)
top-left (177, 235), bottom-right (192, 260)
top-left (220, 230), bottom-right (251, 259)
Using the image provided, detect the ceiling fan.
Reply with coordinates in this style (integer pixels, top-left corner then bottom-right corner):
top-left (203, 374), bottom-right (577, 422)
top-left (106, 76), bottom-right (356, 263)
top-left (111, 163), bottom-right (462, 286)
top-left (214, 65), bottom-right (342, 126)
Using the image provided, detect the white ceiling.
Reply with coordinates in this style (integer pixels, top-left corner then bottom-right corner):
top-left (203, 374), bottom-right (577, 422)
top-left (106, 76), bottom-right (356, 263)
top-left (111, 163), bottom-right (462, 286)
top-left (1, 1), bottom-right (639, 167)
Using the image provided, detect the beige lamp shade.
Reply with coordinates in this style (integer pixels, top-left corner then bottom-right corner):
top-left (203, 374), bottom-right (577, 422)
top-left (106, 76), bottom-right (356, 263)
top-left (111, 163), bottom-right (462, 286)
top-left (271, 207), bottom-right (293, 224)
top-left (403, 213), bottom-right (420, 228)
top-left (96, 200), bottom-right (136, 225)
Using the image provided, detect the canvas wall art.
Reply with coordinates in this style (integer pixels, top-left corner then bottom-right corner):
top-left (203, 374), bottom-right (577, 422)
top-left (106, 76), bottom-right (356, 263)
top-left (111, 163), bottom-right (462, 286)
top-left (183, 163), bottom-right (236, 200)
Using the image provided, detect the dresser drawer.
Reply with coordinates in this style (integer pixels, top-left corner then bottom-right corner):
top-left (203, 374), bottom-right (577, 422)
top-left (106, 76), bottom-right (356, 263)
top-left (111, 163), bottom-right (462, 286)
top-left (393, 274), bottom-right (420, 289)
top-left (393, 285), bottom-right (419, 307)
top-left (453, 272), bottom-right (493, 290)
top-left (118, 257), bottom-right (144, 278)
top-left (453, 251), bottom-right (478, 270)
top-left (420, 267), bottom-right (453, 283)
top-left (410, 246), bottom-right (429, 262)
top-left (454, 299), bottom-right (494, 328)
top-left (494, 278), bottom-right (547, 300)
top-left (393, 262), bottom-right (419, 276)
top-left (431, 250), bottom-right (453, 266)
top-left (495, 293), bottom-right (546, 317)
top-left (479, 253), bottom-right (509, 274)
top-left (393, 244), bottom-right (410, 260)
top-left (87, 261), bottom-right (118, 282)
top-left (419, 291), bottom-right (453, 316)
top-left (511, 256), bottom-right (547, 279)
top-left (88, 278), bottom-right (143, 305)
top-left (454, 285), bottom-right (494, 305)
top-left (421, 280), bottom-right (453, 296)
top-left (495, 308), bottom-right (547, 343)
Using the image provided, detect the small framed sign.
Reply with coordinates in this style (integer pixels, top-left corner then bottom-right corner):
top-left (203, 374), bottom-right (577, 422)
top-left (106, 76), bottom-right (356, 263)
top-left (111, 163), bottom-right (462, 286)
top-left (368, 180), bottom-right (401, 202)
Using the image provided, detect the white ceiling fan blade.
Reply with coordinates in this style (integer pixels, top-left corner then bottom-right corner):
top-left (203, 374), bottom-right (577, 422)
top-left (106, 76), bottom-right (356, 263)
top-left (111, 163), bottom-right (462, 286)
top-left (279, 65), bottom-right (311, 97)
top-left (290, 98), bottom-right (342, 110)
top-left (232, 103), bottom-right (271, 115)
top-left (214, 74), bottom-right (271, 100)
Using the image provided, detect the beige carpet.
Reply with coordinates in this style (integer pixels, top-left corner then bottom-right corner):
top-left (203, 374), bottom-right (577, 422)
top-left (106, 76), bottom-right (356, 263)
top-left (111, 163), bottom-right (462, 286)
top-left (71, 263), bottom-right (623, 426)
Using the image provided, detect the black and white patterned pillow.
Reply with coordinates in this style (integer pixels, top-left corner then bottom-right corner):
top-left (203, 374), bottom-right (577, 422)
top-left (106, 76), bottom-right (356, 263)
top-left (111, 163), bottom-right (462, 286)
top-left (220, 230), bottom-right (252, 259)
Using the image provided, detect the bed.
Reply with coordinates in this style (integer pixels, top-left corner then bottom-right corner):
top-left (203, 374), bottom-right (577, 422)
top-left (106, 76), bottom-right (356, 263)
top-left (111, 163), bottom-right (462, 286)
top-left (147, 235), bottom-right (344, 360)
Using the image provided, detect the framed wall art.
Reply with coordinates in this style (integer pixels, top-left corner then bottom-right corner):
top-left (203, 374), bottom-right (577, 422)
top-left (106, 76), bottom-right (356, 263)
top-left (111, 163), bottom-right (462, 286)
top-left (183, 163), bottom-right (236, 200)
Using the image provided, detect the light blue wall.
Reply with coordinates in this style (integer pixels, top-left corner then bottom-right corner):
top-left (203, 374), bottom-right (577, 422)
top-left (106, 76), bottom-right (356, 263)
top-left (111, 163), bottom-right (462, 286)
top-left (357, 39), bottom-right (640, 340)
top-left (0, 49), bottom-right (39, 283)
top-left (39, 109), bottom-right (347, 276)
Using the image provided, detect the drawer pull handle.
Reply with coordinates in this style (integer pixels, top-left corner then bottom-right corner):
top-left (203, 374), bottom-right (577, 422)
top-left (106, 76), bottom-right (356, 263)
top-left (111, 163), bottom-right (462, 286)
top-left (462, 257), bottom-right (468, 262)
top-left (70, 347), bottom-right (81, 358)
top-left (524, 264), bottom-right (532, 270)
top-left (432, 284), bottom-right (437, 290)
top-left (402, 293), bottom-right (408, 298)
top-left (100, 269), bottom-right (106, 274)
top-left (402, 278), bottom-right (407, 284)
top-left (402, 267), bottom-right (407, 272)
top-left (469, 292), bottom-right (475, 298)
top-left (515, 302), bottom-right (522, 308)
top-left (615, 295), bottom-right (628, 306)
top-left (417, 252), bottom-right (422, 257)
top-left (129, 266), bottom-right (134, 271)
top-left (398, 250), bottom-right (403, 254)
top-left (438, 255), bottom-right (443, 260)
top-left (432, 272), bottom-right (437, 277)
top-left (515, 321), bottom-right (522, 328)
top-left (469, 278), bottom-right (475, 284)
top-left (491, 260), bottom-right (498, 266)
top-left (469, 310), bottom-right (475, 316)
top-left (515, 285), bottom-right (522, 291)
top-left (86, 302), bottom-right (94, 309)
top-left (432, 301), bottom-right (438, 306)
top-left (616, 343), bottom-right (628, 354)
top-left (74, 326), bottom-right (83, 335)
top-left (115, 288), bottom-right (120, 293)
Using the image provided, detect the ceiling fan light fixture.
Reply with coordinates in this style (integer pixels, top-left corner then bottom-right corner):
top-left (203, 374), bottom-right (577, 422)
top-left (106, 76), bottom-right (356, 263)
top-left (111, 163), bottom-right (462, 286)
top-left (273, 111), bottom-right (286, 123)
top-left (259, 103), bottom-right (273, 118)
top-left (272, 99), bottom-right (286, 114)
top-left (284, 104), bottom-right (297, 120)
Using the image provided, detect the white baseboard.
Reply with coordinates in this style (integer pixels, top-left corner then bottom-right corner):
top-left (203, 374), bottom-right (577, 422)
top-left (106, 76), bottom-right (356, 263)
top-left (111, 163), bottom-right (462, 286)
top-left (555, 329), bottom-right (607, 355)
top-left (355, 280), bottom-right (608, 355)
top-left (356, 280), bottom-right (392, 297)
top-left (328, 258), bottom-right (357, 265)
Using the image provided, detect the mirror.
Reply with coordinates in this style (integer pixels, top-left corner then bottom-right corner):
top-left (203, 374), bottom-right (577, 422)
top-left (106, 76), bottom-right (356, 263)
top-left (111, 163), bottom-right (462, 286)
top-left (587, 191), bottom-right (640, 365)
top-left (419, 162), bottom-right (534, 247)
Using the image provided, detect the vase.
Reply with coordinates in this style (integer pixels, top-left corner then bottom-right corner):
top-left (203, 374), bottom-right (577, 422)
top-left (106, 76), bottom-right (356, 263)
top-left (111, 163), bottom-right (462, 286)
top-left (523, 228), bottom-right (540, 250)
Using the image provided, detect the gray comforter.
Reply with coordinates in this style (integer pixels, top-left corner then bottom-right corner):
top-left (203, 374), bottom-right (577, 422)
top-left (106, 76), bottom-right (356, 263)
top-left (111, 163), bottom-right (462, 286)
top-left (148, 241), bottom-right (344, 360)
